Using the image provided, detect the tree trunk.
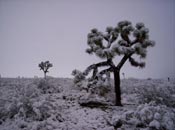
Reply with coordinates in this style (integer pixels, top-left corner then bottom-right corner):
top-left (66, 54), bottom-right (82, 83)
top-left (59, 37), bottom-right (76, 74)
top-left (113, 69), bottom-right (122, 106)
top-left (44, 72), bottom-right (46, 79)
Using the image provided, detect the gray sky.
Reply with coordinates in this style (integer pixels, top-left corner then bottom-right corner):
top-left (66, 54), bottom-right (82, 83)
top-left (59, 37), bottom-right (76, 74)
top-left (0, 0), bottom-right (175, 79)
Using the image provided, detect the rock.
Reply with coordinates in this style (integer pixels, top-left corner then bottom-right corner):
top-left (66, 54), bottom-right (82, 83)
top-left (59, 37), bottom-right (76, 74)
top-left (111, 115), bottom-right (123, 129)
top-left (78, 94), bottom-right (112, 108)
top-left (136, 122), bottom-right (146, 128)
top-left (79, 98), bottom-right (110, 108)
top-left (127, 118), bottom-right (143, 128)
top-left (113, 118), bottom-right (122, 129)
top-left (149, 120), bottom-right (160, 130)
top-left (154, 112), bottom-right (161, 120)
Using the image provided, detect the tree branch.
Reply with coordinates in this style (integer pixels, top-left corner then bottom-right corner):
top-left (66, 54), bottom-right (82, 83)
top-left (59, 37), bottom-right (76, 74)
top-left (106, 41), bottom-right (112, 48)
top-left (92, 67), bottom-right (98, 79)
top-left (83, 61), bottom-right (110, 76)
top-left (92, 67), bottom-right (112, 81)
top-left (107, 59), bottom-right (116, 68)
top-left (116, 34), bottom-right (135, 70)
top-left (99, 67), bottom-right (113, 75)
top-left (130, 39), bottom-right (138, 46)
top-left (121, 33), bottom-right (131, 44)
top-left (116, 53), bottom-right (133, 70)
top-left (109, 38), bottom-right (141, 71)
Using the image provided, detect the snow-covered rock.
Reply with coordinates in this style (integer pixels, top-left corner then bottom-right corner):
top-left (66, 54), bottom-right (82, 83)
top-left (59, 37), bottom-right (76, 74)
top-left (149, 120), bottom-right (160, 130)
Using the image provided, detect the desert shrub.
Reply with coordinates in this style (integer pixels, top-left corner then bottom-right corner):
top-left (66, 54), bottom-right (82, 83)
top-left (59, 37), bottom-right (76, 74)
top-left (72, 70), bottom-right (85, 84)
top-left (1, 94), bottom-right (60, 122)
top-left (75, 78), bottom-right (111, 99)
top-left (37, 79), bottom-right (51, 93)
top-left (120, 79), bottom-right (140, 94)
top-left (2, 84), bottom-right (39, 120)
top-left (0, 82), bottom-right (55, 122)
top-left (15, 96), bottom-right (63, 122)
top-left (72, 69), bottom-right (112, 98)
top-left (35, 79), bottom-right (60, 94)
top-left (0, 101), bottom-right (11, 121)
top-left (120, 79), bottom-right (175, 107)
top-left (88, 79), bottom-right (111, 97)
top-left (0, 82), bottom-right (40, 121)
top-left (71, 69), bottom-right (87, 90)
top-left (17, 96), bottom-right (36, 119)
top-left (138, 85), bottom-right (175, 108)
top-left (0, 79), bottom-right (67, 130)
top-left (111, 103), bottom-right (175, 130)
top-left (30, 100), bottom-right (55, 121)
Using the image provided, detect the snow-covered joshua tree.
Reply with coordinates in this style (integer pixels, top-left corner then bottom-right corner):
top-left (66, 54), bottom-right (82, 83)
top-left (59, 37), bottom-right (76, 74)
top-left (73, 21), bottom-right (155, 106)
top-left (38, 61), bottom-right (53, 79)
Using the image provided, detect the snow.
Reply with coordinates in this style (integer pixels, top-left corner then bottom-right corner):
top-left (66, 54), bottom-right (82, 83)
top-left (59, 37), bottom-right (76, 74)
top-left (0, 77), bottom-right (175, 130)
top-left (149, 120), bottom-right (160, 129)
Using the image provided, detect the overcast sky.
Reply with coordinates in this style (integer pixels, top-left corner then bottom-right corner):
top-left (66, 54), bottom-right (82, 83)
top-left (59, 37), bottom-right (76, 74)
top-left (0, 0), bottom-right (175, 79)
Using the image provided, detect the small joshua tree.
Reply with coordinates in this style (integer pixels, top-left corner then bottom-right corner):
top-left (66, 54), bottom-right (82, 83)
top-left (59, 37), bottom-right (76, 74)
top-left (72, 20), bottom-right (155, 106)
top-left (38, 61), bottom-right (53, 79)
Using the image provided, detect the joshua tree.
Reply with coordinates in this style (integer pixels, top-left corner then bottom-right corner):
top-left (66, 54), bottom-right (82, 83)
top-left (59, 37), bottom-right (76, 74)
top-left (73, 20), bottom-right (155, 106)
top-left (168, 77), bottom-right (170, 82)
top-left (38, 61), bottom-right (53, 79)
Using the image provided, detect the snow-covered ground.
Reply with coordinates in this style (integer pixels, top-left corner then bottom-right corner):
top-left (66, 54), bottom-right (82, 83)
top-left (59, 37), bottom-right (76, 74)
top-left (0, 77), bottom-right (175, 130)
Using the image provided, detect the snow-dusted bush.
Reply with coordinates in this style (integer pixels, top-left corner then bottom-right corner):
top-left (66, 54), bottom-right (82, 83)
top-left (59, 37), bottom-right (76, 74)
top-left (31, 98), bottom-right (64, 121)
top-left (72, 69), bottom-right (86, 88)
top-left (138, 84), bottom-right (175, 107)
top-left (72, 69), bottom-right (112, 99)
top-left (37, 79), bottom-right (51, 93)
top-left (0, 80), bottom-right (64, 124)
top-left (35, 79), bottom-right (60, 94)
top-left (112, 103), bottom-right (175, 130)
top-left (87, 78), bottom-right (111, 97)
top-left (120, 79), bottom-right (175, 107)
top-left (0, 83), bottom-right (39, 121)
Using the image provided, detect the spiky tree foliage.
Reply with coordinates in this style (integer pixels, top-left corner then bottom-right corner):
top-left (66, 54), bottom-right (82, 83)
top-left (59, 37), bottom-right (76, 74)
top-left (73, 20), bottom-right (155, 106)
top-left (38, 61), bottom-right (53, 79)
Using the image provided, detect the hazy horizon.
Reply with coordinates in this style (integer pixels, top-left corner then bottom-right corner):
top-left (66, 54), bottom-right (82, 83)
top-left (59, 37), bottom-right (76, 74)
top-left (0, 0), bottom-right (175, 79)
